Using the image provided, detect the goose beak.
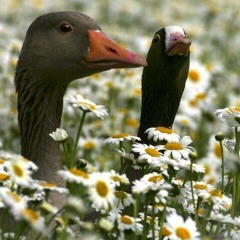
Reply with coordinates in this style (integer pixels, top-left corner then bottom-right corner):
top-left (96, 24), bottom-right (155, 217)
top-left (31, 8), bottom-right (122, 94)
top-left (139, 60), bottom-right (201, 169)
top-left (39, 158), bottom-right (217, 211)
top-left (85, 30), bottom-right (147, 69)
top-left (166, 33), bottom-right (191, 57)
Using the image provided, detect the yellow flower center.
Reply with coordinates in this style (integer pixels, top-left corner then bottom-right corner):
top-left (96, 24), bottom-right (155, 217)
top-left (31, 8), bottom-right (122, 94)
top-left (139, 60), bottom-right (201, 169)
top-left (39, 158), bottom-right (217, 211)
top-left (180, 118), bottom-right (190, 126)
top-left (125, 118), bottom-right (138, 128)
top-left (203, 164), bottom-right (210, 174)
top-left (145, 148), bottom-right (160, 157)
top-left (209, 189), bottom-right (222, 198)
top-left (214, 143), bottom-right (222, 158)
top-left (194, 183), bottom-right (207, 190)
top-left (162, 226), bottom-right (172, 236)
top-left (0, 173), bottom-right (9, 181)
top-left (40, 182), bottom-right (57, 188)
top-left (7, 191), bottom-right (21, 202)
top-left (22, 208), bottom-right (39, 223)
top-left (229, 107), bottom-right (240, 113)
top-left (0, 159), bottom-right (5, 164)
top-left (83, 141), bottom-right (96, 150)
top-left (120, 215), bottom-right (133, 225)
top-left (115, 191), bottom-right (127, 199)
top-left (197, 208), bottom-right (205, 215)
top-left (148, 174), bottom-right (164, 183)
top-left (156, 126), bottom-right (172, 134)
top-left (176, 226), bottom-right (191, 239)
top-left (13, 164), bottom-right (24, 177)
top-left (188, 69), bottom-right (200, 82)
top-left (134, 88), bottom-right (142, 95)
top-left (196, 93), bottom-right (206, 100)
top-left (70, 168), bottom-right (89, 179)
top-left (112, 133), bottom-right (129, 138)
top-left (96, 180), bottom-right (109, 197)
top-left (165, 143), bottom-right (183, 150)
top-left (112, 175), bottom-right (121, 182)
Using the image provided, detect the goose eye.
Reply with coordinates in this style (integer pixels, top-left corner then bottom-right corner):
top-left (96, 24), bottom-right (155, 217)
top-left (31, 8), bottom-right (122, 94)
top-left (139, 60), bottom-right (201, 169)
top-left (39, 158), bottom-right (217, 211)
top-left (60, 23), bottom-right (72, 33)
top-left (153, 34), bottom-right (160, 44)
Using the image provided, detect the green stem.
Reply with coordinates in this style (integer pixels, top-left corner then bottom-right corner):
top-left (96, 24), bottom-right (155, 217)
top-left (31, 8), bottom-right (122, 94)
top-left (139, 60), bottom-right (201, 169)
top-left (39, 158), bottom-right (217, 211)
top-left (232, 127), bottom-right (240, 218)
top-left (72, 111), bottom-right (87, 159)
top-left (151, 196), bottom-right (155, 240)
top-left (219, 140), bottom-right (225, 193)
top-left (62, 142), bottom-right (70, 168)
top-left (142, 195), bottom-right (150, 240)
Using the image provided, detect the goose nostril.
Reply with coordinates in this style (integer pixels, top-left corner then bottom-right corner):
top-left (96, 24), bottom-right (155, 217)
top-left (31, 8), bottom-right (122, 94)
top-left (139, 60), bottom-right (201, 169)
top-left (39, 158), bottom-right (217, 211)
top-left (106, 47), bottom-right (118, 55)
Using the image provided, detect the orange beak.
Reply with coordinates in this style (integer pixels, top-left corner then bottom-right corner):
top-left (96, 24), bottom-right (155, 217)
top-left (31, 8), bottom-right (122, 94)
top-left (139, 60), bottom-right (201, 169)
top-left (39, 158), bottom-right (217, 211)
top-left (85, 30), bottom-right (147, 70)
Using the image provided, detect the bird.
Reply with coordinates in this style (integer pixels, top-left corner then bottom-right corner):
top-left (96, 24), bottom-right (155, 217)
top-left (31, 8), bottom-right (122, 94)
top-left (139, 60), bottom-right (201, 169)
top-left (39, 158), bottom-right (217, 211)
top-left (14, 11), bottom-right (147, 187)
top-left (126, 26), bottom-right (191, 183)
top-left (137, 26), bottom-right (191, 144)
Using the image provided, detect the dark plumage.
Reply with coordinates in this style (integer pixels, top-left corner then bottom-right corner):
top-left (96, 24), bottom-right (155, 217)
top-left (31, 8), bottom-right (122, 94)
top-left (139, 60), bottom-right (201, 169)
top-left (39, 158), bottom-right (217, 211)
top-left (137, 26), bottom-right (191, 144)
top-left (15, 11), bottom-right (147, 185)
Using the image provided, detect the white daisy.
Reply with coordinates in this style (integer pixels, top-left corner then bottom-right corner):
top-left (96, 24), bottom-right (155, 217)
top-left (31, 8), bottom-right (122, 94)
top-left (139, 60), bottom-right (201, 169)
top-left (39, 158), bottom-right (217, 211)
top-left (58, 168), bottom-right (90, 186)
top-left (67, 94), bottom-right (108, 119)
top-left (114, 190), bottom-right (134, 209)
top-left (0, 188), bottom-right (26, 216)
top-left (6, 156), bottom-right (34, 187)
top-left (49, 128), bottom-right (68, 143)
top-left (17, 208), bottom-right (46, 232)
top-left (131, 143), bottom-right (161, 164)
top-left (165, 212), bottom-right (200, 239)
top-left (215, 106), bottom-right (240, 127)
top-left (117, 214), bottom-right (143, 234)
top-left (88, 172), bottom-right (116, 210)
top-left (104, 133), bottom-right (140, 145)
top-left (157, 136), bottom-right (195, 160)
top-left (109, 170), bottom-right (129, 186)
top-left (145, 126), bottom-right (180, 143)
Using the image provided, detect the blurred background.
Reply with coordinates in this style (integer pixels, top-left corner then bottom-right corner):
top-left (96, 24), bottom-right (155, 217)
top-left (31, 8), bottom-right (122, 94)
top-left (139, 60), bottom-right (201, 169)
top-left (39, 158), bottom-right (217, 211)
top-left (1, 0), bottom-right (240, 176)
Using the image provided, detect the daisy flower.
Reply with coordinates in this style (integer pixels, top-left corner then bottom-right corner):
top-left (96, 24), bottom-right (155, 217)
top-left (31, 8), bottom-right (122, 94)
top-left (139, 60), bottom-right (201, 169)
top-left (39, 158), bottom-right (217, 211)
top-left (88, 172), bottom-right (116, 210)
top-left (157, 136), bottom-right (195, 160)
top-left (132, 143), bottom-right (161, 164)
top-left (58, 168), bottom-right (90, 186)
top-left (215, 106), bottom-right (240, 127)
top-left (114, 190), bottom-right (134, 209)
top-left (38, 181), bottom-right (68, 194)
top-left (49, 128), bottom-right (68, 143)
top-left (67, 94), bottom-right (108, 119)
top-left (117, 214), bottom-right (143, 234)
top-left (104, 133), bottom-right (140, 145)
top-left (17, 208), bottom-right (46, 232)
top-left (145, 126), bottom-right (180, 143)
top-left (165, 212), bottom-right (200, 239)
top-left (0, 188), bottom-right (26, 216)
top-left (5, 156), bottom-right (34, 187)
top-left (98, 218), bottom-right (114, 232)
top-left (109, 170), bottom-right (129, 186)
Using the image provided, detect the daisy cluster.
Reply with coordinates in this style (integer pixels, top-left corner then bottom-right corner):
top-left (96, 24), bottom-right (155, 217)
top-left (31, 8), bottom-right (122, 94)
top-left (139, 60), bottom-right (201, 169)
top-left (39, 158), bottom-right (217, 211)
top-left (1, 0), bottom-right (240, 239)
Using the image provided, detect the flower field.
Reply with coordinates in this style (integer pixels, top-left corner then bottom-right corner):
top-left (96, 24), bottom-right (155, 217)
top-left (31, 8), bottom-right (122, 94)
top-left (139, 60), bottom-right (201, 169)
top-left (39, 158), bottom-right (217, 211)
top-left (1, 0), bottom-right (240, 239)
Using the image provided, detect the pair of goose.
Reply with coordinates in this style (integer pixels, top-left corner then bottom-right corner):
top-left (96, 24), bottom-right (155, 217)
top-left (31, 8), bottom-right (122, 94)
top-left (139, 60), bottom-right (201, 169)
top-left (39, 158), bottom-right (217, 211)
top-left (15, 11), bottom-right (191, 184)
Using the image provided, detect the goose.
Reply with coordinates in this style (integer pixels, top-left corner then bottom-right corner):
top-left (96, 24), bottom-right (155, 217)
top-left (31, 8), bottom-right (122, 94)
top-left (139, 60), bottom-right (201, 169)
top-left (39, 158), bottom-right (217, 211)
top-left (15, 11), bottom-right (147, 187)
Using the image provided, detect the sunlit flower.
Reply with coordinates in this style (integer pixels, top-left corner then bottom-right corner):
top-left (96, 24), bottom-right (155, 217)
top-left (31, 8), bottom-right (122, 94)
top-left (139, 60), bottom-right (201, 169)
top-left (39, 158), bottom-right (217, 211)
top-left (157, 136), bottom-right (195, 160)
top-left (132, 143), bottom-right (161, 164)
top-left (165, 212), bottom-right (200, 239)
top-left (145, 126), bottom-right (180, 143)
top-left (66, 196), bottom-right (85, 213)
top-left (104, 133), bottom-right (140, 145)
top-left (58, 168), bottom-right (90, 186)
top-left (215, 106), bottom-right (240, 127)
top-left (49, 128), bottom-right (68, 143)
top-left (67, 94), bottom-right (108, 119)
top-left (88, 172), bottom-right (116, 210)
